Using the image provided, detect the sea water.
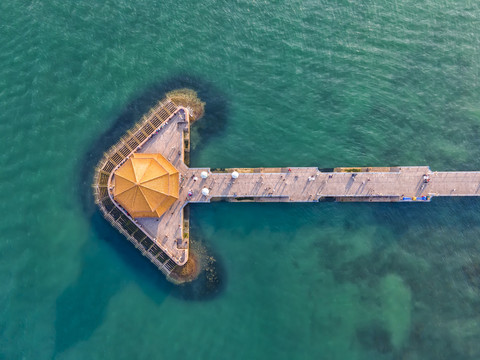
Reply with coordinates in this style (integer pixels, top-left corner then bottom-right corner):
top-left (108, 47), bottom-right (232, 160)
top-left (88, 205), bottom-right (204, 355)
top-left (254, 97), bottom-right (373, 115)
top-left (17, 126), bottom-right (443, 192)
top-left (1, 0), bottom-right (480, 359)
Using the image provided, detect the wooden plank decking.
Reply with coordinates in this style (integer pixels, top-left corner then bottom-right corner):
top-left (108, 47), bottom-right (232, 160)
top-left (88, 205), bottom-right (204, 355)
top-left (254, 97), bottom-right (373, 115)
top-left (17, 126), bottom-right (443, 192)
top-left (93, 99), bottom-right (184, 274)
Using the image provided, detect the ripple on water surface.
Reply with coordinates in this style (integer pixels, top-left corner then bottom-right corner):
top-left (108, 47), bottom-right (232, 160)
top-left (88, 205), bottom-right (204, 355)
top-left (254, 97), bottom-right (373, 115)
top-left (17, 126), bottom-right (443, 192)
top-left (2, 0), bottom-right (480, 359)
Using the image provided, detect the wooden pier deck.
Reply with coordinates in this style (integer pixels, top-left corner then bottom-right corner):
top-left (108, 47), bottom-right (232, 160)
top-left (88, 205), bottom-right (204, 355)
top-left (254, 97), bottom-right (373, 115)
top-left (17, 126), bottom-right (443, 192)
top-left (93, 99), bottom-right (184, 275)
top-left (94, 98), bottom-right (480, 272)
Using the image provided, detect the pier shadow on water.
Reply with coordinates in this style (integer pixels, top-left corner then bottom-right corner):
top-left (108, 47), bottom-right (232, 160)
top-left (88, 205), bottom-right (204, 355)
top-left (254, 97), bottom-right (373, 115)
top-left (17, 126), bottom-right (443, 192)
top-left (56, 75), bottom-right (229, 354)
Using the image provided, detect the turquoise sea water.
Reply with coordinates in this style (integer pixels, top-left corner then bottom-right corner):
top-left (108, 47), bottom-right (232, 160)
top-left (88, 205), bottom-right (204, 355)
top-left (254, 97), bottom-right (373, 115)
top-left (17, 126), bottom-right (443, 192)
top-left (2, 0), bottom-right (480, 359)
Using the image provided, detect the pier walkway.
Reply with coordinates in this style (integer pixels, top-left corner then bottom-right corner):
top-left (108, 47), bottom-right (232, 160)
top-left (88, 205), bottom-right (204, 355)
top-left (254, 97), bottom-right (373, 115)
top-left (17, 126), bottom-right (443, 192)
top-left (185, 167), bottom-right (480, 202)
top-left (94, 99), bottom-right (480, 272)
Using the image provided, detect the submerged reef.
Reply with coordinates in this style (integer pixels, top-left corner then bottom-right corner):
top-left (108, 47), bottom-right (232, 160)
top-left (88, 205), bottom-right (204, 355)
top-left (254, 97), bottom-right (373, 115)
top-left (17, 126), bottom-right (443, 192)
top-left (166, 88), bottom-right (205, 121)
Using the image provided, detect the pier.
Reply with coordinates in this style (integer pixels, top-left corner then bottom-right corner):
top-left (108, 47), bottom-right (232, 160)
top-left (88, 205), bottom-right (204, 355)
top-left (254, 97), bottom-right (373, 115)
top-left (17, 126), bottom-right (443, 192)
top-left (93, 96), bottom-right (480, 277)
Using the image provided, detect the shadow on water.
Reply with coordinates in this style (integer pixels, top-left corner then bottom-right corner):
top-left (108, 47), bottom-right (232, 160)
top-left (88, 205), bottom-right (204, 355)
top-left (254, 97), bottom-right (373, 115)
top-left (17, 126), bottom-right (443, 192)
top-left (55, 75), bottom-right (229, 354)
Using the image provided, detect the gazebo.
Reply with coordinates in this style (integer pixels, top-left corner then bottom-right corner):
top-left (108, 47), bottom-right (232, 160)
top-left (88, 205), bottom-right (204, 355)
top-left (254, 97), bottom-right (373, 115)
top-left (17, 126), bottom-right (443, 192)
top-left (112, 153), bottom-right (179, 218)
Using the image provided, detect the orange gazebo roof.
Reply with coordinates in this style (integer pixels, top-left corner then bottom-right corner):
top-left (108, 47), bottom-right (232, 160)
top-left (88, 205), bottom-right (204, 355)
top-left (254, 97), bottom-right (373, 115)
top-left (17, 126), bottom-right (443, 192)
top-left (113, 153), bottom-right (179, 218)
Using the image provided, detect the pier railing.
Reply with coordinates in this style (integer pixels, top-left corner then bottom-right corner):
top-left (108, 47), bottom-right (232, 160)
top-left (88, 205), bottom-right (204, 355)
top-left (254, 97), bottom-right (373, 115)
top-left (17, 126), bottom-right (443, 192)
top-left (92, 98), bottom-right (181, 275)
